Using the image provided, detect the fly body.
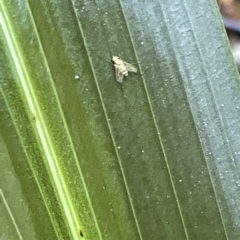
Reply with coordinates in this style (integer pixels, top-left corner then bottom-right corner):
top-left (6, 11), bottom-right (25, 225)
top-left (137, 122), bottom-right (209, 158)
top-left (112, 56), bottom-right (137, 83)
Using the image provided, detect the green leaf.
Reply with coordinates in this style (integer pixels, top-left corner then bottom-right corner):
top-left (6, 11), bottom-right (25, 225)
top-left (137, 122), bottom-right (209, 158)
top-left (1, 0), bottom-right (240, 239)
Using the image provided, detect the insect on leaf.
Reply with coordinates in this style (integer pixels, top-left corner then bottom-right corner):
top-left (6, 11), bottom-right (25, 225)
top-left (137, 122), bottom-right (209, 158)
top-left (112, 56), bottom-right (137, 82)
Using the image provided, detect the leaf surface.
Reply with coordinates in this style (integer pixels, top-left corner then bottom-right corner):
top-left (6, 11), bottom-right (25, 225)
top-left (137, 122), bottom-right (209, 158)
top-left (1, 0), bottom-right (240, 239)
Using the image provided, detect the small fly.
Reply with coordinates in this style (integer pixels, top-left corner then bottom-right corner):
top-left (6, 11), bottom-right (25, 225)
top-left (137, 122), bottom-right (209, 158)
top-left (111, 56), bottom-right (137, 83)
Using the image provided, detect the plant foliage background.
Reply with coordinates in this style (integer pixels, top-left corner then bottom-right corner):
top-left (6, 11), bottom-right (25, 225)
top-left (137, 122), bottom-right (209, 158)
top-left (1, 0), bottom-right (240, 239)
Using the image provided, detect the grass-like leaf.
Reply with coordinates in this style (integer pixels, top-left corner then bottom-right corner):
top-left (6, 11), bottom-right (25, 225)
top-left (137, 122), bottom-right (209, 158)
top-left (1, 0), bottom-right (240, 239)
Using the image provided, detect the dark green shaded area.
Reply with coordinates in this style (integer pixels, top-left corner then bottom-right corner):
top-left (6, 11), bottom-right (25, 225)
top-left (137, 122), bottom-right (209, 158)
top-left (0, 45), bottom-right (63, 239)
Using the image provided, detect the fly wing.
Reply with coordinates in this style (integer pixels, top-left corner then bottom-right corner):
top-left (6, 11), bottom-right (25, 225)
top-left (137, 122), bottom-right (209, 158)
top-left (115, 67), bottom-right (124, 83)
top-left (123, 61), bottom-right (138, 73)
